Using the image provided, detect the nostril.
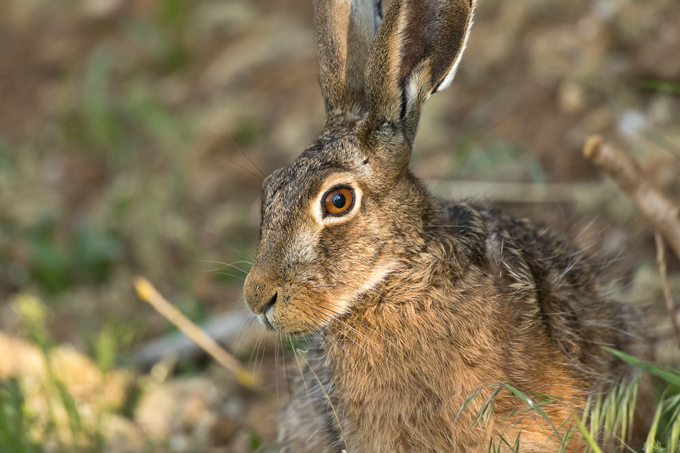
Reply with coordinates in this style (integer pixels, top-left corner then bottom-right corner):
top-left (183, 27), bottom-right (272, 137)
top-left (264, 292), bottom-right (278, 313)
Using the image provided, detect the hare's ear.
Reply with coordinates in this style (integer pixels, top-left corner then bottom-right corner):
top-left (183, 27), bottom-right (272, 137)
top-left (314, 0), bottom-right (384, 129)
top-left (365, 0), bottom-right (475, 145)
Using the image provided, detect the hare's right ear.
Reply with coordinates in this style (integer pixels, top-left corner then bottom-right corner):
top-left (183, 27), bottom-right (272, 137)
top-left (364, 0), bottom-right (476, 150)
top-left (314, 0), bottom-right (384, 129)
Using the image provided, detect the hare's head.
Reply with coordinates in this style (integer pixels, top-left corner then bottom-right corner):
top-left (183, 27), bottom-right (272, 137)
top-left (244, 0), bottom-right (476, 334)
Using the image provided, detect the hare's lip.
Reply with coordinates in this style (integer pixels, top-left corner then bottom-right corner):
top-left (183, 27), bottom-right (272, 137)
top-left (259, 311), bottom-right (275, 330)
top-left (258, 310), bottom-right (314, 336)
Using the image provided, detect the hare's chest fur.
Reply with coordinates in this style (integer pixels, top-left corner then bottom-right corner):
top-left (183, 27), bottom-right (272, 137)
top-left (325, 296), bottom-right (504, 451)
top-left (317, 282), bottom-right (578, 452)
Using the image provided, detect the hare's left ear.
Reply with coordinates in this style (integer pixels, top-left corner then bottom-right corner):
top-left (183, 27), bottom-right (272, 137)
top-left (365, 0), bottom-right (476, 146)
top-left (314, 0), bottom-right (384, 129)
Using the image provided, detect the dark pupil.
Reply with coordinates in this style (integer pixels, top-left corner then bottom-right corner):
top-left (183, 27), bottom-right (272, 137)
top-left (332, 192), bottom-right (346, 209)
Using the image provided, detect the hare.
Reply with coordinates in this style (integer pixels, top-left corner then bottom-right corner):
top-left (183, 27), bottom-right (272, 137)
top-left (243, 0), bottom-right (655, 451)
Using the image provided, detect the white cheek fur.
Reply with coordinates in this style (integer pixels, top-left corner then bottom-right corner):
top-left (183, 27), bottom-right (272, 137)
top-left (321, 258), bottom-right (399, 326)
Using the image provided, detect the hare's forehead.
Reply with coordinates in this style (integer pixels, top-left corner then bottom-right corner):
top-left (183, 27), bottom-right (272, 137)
top-left (262, 140), bottom-right (366, 203)
top-left (263, 158), bottom-right (350, 207)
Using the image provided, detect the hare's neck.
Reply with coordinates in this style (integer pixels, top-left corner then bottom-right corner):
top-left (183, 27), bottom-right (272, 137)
top-left (319, 278), bottom-right (492, 449)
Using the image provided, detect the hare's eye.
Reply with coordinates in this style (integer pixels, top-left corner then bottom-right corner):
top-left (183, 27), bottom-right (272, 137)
top-left (324, 187), bottom-right (354, 216)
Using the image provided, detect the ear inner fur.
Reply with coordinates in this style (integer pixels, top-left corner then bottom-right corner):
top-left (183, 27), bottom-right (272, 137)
top-left (365, 0), bottom-right (476, 145)
top-left (434, 2), bottom-right (475, 92)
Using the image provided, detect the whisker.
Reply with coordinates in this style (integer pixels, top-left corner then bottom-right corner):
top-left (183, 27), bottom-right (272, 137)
top-left (217, 162), bottom-right (264, 189)
top-left (197, 260), bottom-right (250, 275)
top-left (227, 129), bottom-right (267, 178)
top-left (220, 155), bottom-right (265, 184)
top-left (206, 229), bottom-right (257, 262)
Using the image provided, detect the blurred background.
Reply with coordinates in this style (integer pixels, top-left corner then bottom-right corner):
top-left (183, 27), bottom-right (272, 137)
top-left (0, 0), bottom-right (679, 451)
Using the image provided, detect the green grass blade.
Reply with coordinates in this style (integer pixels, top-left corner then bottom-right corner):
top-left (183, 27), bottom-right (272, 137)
top-left (670, 410), bottom-right (680, 453)
top-left (645, 403), bottom-right (664, 451)
top-left (471, 385), bottom-right (503, 428)
top-left (573, 412), bottom-right (604, 453)
top-left (603, 347), bottom-right (680, 387)
top-left (504, 384), bottom-right (560, 439)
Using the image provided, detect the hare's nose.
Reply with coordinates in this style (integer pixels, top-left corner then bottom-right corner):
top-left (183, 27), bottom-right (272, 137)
top-left (264, 292), bottom-right (277, 312)
top-left (243, 272), bottom-right (279, 315)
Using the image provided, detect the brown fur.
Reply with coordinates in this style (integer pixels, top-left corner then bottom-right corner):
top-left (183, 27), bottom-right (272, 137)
top-left (243, 0), bottom-right (654, 451)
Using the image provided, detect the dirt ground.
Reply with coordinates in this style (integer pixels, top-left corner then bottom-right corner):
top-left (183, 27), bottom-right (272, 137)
top-left (0, 0), bottom-right (679, 451)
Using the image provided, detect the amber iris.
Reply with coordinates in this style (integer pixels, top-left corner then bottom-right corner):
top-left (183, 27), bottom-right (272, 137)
top-left (324, 187), bottom-right (354, 215)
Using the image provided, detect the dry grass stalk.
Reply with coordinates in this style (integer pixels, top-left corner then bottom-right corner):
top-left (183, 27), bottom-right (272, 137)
top-left (583, 136), bottom-right (680, 261)
top-left (133, 276), bottom-right (261, 388)
top-left (584, 136), bottom-right (680, 345)
top-left (655, 232), bottom-right (680, 344)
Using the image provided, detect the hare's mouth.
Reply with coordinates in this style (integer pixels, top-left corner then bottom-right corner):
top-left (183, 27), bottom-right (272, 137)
top-left (258, 311), bottom-right (275, 330)
top-left (256, 293), bottom-right (336, 335)
top-left (259, 311), bottom-right (318, 336)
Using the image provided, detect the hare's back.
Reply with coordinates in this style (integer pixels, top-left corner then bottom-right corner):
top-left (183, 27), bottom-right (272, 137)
top-left (438, 201), bottom-right (648, 378)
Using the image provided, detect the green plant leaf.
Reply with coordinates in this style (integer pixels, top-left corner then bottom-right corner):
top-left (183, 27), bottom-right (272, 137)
top-left (603, 347), bottom-right (680, 388)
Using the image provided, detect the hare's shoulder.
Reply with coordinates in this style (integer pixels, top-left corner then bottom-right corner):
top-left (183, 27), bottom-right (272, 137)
top-left (437, 200), bottom-right (632, 372)
top-left (437, 200), bottom-right (602, 290)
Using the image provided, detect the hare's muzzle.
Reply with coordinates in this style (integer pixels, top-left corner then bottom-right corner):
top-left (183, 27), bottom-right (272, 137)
top-left (243, 270), bottom-right (278, 317)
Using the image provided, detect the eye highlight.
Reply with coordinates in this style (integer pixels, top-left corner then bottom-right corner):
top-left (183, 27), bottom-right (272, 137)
top-left (323, 187), bottom-right (354, 216)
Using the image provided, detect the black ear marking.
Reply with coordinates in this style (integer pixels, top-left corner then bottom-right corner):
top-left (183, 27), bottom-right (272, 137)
top-left (399, 88), bottom-right (408, 121)
top-left (431, 79), bottom-right (443, 96)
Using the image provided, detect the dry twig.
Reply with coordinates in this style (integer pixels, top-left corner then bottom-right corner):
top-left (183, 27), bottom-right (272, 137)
top-left (131, 309), bottom-right (254, 371)
top-left (584, 136), bottom-right (680, 261)
top-left (134, 276), bottom-right (261, 388)
top-left (655, 232), bottom-right (680, 344)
